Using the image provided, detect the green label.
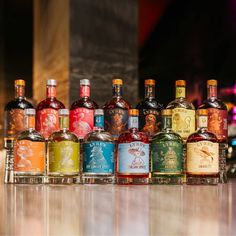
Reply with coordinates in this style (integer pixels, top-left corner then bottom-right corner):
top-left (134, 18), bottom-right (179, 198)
top-left (48, 141), bottom-right (80, 173)
top-left (152, 141), bottom-right (183, 174)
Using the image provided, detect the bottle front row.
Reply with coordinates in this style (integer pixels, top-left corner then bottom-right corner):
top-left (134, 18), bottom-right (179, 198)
top-left (4, 107), bottom-right (220, 185)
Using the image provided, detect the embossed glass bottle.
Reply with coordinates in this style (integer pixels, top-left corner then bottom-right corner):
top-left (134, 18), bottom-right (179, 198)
top-left (4, 79), bottom-right (34, 139)
top-left (151, 109), bottom-right (184, 184)
top-left (198, 79), bottom-right (228, 183)
top-left (117, 109), bottom-right (150, 184)
top-left (82, 109), bottom-right (115, 184)
top-left (14, 109), bottom-right (46, 184)
top-left (103, 78), bottom-right (131, 140)
top-left (186, 109), bottom-right (219, 185)
top-left (48, 109), bottom-right (80, 184)
top-left (36, 79), bottom-right (65, 139)
top-left (70, 79), bottom-right (98, 140)
top-left (136, 79), bottom-right (163, 139)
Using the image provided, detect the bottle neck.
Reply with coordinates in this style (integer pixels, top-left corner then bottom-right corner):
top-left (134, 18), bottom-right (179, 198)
top-left (207, 85), bottom-right (217, 99)
top-left (80, 85), bottom-right (90, 98)
top-left (162, 116), bottom-right (172, 130)
top-left (26, 115), bottom-right (35, 130)
top-left (197, 115), bottom-right (208, 129)
top-left (59, 116), bottom-right (69, 130)
top-left (47, 85), bottom-right (56, 98)
top-left (145, 85), bottom-right (155, 99)
top-left (94, 115), bottom-right (104, 130)
top-left (15, 85), bottom-right (25, 99)
top-left (176, 86), bottom-right (186, 99)
top-left (128, 115), bottom-right (139, 129)
top-left (113, 84), bottom-right (122, 97)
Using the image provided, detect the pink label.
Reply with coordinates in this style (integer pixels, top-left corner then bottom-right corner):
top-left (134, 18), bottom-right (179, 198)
top-left (80, 85), bottom-right (90, 97)
top-left (69, 108), bottom-right (94, 139)
top-left (36, 108), bottom-right (59, 139)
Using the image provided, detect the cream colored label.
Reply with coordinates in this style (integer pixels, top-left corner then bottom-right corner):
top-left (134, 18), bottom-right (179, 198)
top-left (198, 116), bottom-right (208, 128)
top-left (187, 141), bottom-right (219, 173)
top-left (172, 108), bottom-right (195, 139)
top-left (176, 87), bottom-right (186, 98)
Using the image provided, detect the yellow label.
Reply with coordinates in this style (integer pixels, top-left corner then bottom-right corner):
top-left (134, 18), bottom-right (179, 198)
top-left (172, 108), bottom-right (195, 139)
top-left (187, 141), bottom-right (219, 174)
top-left (176, 87), bottom-right (186, 98)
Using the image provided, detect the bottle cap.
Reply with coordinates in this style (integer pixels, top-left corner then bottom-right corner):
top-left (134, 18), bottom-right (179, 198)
top-left (175, 80), bottom-right (186, 86)
top-left (129, 109), bottom-right (139, 116)
top-left (197, 109), bottom-right (208, 116)
top-left (207, 79), bottom-right (217, 86)
top-left (25, 109), bottom-right (35, 115)
top-left (80, 79), bottom-right (90, 86)
top-left (95, 109), bottom-right (104, 116)
top-left (161, 109), bottom-right (172, 116)
top-left (145, 79), bottom-right (155, 86)
top-left (59, 109), bottom-right (69, 115)
top-left (47, 79), bottom-right (57, 86)
top-left (112, 78), bottom-right (123, 85)
top-left (15, 79), bottom-right (25, 86)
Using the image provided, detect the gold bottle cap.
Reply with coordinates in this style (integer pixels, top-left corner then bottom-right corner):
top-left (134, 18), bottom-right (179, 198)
top-left (207, 79), bottom-right (217, 86)
top-left (129, 109), bottom-right (139, 116)
top-left (145, 79), bottom-right (155, 86)
top-left (175, 80), bottom-right (186, 86)
top-left (112, 78), bottom-right (123, 85)
top-left (161, 109), bottom-right (172, 116)
top-left (15, 79), bottom-right (25, 86)
top-left (197, 109), bottom-right (208, 116)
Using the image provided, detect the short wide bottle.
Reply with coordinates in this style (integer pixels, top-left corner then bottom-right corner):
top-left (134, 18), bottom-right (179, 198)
top-left (48, 109), bottom-right (80, 184)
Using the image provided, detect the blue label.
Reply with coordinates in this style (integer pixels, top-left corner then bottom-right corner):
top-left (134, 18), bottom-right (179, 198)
top-left (118, 141), bottom-right (149, 174)
top-left (83, 141), bottom-right (114, 173)
top-left (94, 115), bottom-right (104, 129)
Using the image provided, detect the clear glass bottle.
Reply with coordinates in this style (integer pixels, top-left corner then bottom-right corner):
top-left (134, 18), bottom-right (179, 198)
top-left (136, 79), bottom-right (163, 139)
top-left (116, 109), bottom-right (150, 184)
top-left (36, 79), bottom-right (65, 139)
top-left (198, 79), bottom-right (228, 183)
top-left (151, 109), bottom-right (184, 184)
top-left (82, 109), bottom-right (115, 184)
top-left (186, 109), bottom-right (219, 185)
top-left (14, 109), bottom-right (46, 184)
top-left (103, 78), bottom-right (131, 140)
top-left (48, 109), bottom-right (80, 184)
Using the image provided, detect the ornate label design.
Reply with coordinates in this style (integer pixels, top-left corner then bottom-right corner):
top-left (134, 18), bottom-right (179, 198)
top-left (172, 108), bottom-right (195, 139)
top-left (207, 108), bottom-right (227, 140)
top-left (14, 140), bottom-right (45, 172)
top-left (4, 109), bottom-right (25, 137)
top-left (118, 141), bottom-right (149, 174)
top-left (48, 141), bottom-right (80, 173)
top-left (139, 109), bottom-right (161, 137)
top-left (176, 87), bottom-right (186, 98)
top-left (83, 141), bottom-right (114, 173)
top-left (69, 108), bottom-right (94, 139)
top-left (152, 141), bottom-right (183, 174)
top-left (187, 141), bottom-right (219, 173)
top-left (36, 108), bottom-right (59, 139)
top-left (104, 108), bottom-right (128, 138)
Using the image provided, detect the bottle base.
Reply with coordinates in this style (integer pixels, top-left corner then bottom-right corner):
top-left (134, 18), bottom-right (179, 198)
top-left (219, 142), bottom-right (227, 184)
top-left (116, 177), bottom-right (149, 185)
top-left (46, 175), bottom-right (80, 184)
top-left (151, 175), bottom-right (183, 185)
top-left (82, 174), bottom-right (115, 184)
top-left (14, 175), bottom-right (45, 184)
top-left (186, 176), bottom-right (218, 185)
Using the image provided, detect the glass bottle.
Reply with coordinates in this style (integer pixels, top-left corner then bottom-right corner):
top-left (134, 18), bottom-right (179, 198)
top-left (116, 109), bottom-right (150, 184)
top-left (36, 79), bottom-right (65, 139)
top-left (4, 138), bottom-right (14, 184)
top-left (136, 79), bottom-right (163, 139)
top-left (186, 109), bottom-right (219, 185)
top-left (70, 79), bottom-right (98, 140)
top-left (4, 79), bottom-right (34, 139)
top-left (48, 109), bottom-right (80, 184)
top-left (14, 109), bottom-right (46, 184)
top-left (151, 109), bottom-right (184, 184)
top-left (103, 78), bottom-right (131, 140)
top-left (82, 109), bottom-right (115, 184)
top-left (166, 80), bottom-right (196, 142)
top-left (198, 79), bottom-right (228, 183)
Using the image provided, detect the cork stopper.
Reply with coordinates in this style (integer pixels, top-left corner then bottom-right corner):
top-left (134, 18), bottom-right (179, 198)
top-left (112, 78), bottom-right (123, 85)
top-left (25, 109), bottom-right (35, 115)
top-left (145, 79), bottom-right (155, 86)
top-left (95, 109), bottom-right (104, 116)
top-left (15, 79), bottom-right (25, 86)
top-left (197, 109), bottom-right (208, 116)
top-left (129, 109), bottom-right (139, 116)
top-left (175, 80), bottom-right (186, 86)
top-left (161, 109), bottom-right (172, 116)
top-left (80, 79), bottom-right (90, 86)
top-left (59, 109), bottom-right (69, 115)
top-left (47, 79), bottom-right (57, 86)
top-left (207, 79), bottom-right (217, 86)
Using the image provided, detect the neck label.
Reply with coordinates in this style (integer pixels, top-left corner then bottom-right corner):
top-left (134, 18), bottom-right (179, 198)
top-left (94, 115), bottom-right (104, 129)
top-left (128, 116), bottom-right (139, 129)
top-left (176, 87), bottom-right (186, 98)
top-left (198, 116), bottom-right (208, 129)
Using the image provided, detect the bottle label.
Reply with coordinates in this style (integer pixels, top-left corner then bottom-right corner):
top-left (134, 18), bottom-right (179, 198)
top-left (208, 108), bottom-right (227, 140)
top-left (36, 108), bottom-right (59, 139)
top-left (128, 116), bottom-right (139, 129)
top-left (198, 116), bottom-right (208, 128)
top-left (172, 108), bottom-right (195, 139)
top-left (4, 109), bottom-right (26, 137)
top-left (48, 141), bottom-right (80, 173)
top-left (139, 109), bottom-right (162, 137)
top-left (94, 115), bottom-right (104, 128)
top-left (152, 141), bottom-right (183, 174)
top-left (187, 141), bottom-right (219, 173)
top-left (83, 141), bottom-right (114, 173)
top-left (176, 87), bottom-right (186, 98)
top-left (118, 142), bottom-right (149, 174)
top-left (14, 140), bottom-right (45, 172)
top-left (104, 108), bottom-right (128, 138)
top-left (70, 108), bottom-right (94, 139)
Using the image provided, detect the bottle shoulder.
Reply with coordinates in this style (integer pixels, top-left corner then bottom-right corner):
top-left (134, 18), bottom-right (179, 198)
top-left (151, 131), bottom-right (183, 143)
top-left (118, 129), bottom-right (149, 143)
top-left (103, 97), bottom-right (131, 109)
top-left (48, 130), bottom-right (79, 142)
top-left (84, 130), bottom-right (114, 143)
top-left (136, 98), bottom-right (163, 111)
top-left (16, 129), bottom-right (45, 142)
top-left (187, 129), bottom-right (218, 143)
top-left (5, 98), bottom-right (34, 111)
top-left (36, 98), bottom-right (65, 110)
top-left (198, 99), bottom-right (227, 110)
top-left (70, 97), bottom-right (98, 110)
top-left (166, 98), bottom-right (195, 110)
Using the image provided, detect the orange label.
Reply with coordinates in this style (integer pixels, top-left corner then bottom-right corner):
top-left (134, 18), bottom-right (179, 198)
top-left (14, 140), bottom-right (45, 172)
